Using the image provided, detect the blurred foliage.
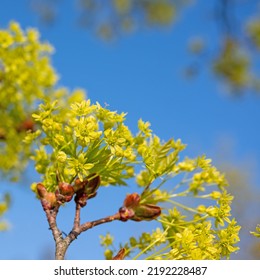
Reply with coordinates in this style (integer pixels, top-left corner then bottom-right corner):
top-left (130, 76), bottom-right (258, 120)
top-left (219, 163), bottom-right (260, 259)
top-left (247, 18), bottom-right (260, 50)
top-left (188, 37), bottom-right (205, 55)
top-left (77, 0), bottom-right (181, 39)
top-left (213, 38), bottom-right (250, 92)
top-left (251, 225), bottom-right (260, 238)
top-left (184, 2), bottom-right (260, 95)
top-left (212, 138), bottom-right (260, 259)
top-left (30, 0), bottom-right (187, 39)
top-left (0, 21), bottom-right (56, 180)
top-left (30, 0), bottom-right (260, 95)
top-left (0, 194), bottom-right (10, 231)
top-left (0, 22), bottom-right (86, 180)
top-left (30, 0), bottom-right (59, 24)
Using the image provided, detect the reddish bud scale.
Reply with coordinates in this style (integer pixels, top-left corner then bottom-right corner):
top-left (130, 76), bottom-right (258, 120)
top-left (123, 193), bottom-right (140, 208)
top-left (119, 192), bottom-right (162, 222)
top-left (132, 204), bottom-right (161, 221)
top-left (40, 193), bottom-right (57, 211)
top-left (85, 174), bottom-right (100, 196)
top-left (74, 191), bottom-right (88, 207)
top-left (73, 174), bottom-right (101, 207)
top-left (74, 178), bottom-right (88, 192)
top-left (58, 182), bottom-right (74, 196)
top-left (55, 183), bottom-right (75, 204)
top-left (55, 191), bottom-right (73, 204)
top-left (36, 183), bottom-right (47, 198)
top-left (17, 118), bottom-right (35, 133)
top-left (36, 183), bottom-right (59, 210)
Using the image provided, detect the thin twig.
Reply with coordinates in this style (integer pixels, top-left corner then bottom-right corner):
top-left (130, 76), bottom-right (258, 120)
top-left (73, 203), bottom-right (81, 230)
top-left (79, 212), bottom-right (121, 232)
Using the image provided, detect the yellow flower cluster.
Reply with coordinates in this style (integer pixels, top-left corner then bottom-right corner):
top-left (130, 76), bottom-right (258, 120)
top-left (189, 166), bottom-right (228, 194)
top-left (136, 137), bottom-right (186, 186)
top-left (0, 22), bottom-right (57, 177)
top-left (0, 194), bottom-right (10, 231)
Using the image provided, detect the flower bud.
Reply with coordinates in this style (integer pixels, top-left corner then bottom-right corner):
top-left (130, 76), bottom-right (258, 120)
top-left (119, 192), bottom-right (161, 222)
top-left (84, 174), bottom-right (100, 198)
top-left (123, 193), bottom-right (140, 208)
top-left (56, 151), bottom-right (67, 163)
top-left (104, 249), bottom-right (113, 260)
top-left (41, 193), bottom-right (57, 210)
top-left (55, 182), bottom-right (74, 203)
top-left (17, 118), bottom-right (35, 133)
top-left (36, 183), bottom-right (58, 210)
top-left (74, 191), bottom-right (88, 207)
top-left (58, 182), bottom-right (74, 196)
top-left (132, 204), bottom-right (161, 221)
top-left (74, 173), bottom-right (100, 203)
top-left (36, 183), bottom-right (47, 198)
top-left (74, 178), bottom-right (88, 192)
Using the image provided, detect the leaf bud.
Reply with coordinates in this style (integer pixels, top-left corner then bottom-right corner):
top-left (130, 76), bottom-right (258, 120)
top-left (84, 174), bottom-right (100, 198)
top-left (17, 118), bottom-right (35, 133)
top-left (123, 193), bottom-right (140, 208)
top-left (36, 183), bottom-right (47, 198)
top-left (132, 204), bottom-right (161, 221)
top-left (119, 192), bottom-right (161, 222)
top-left (55, 182), bottom-right (74, 203)
top-left (73, 174), bottom-right (100, 200)
top-left (74, 191), bottom-right (88, 207)
top-left (41, 193), bottom-right (57, 210)
top-left (58, 182), bottom-right (74, 196)
top-left (74, 178), bottom-right (88, 192)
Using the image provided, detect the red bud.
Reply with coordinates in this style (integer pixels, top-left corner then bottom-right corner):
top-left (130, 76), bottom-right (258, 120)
top-left (119, 192), bottom-right (161, 222)
top-left (84, 174), bottom-right (100, 197)
top-left (123, 193), bottom-right (140, 208)
top-left (74, 178), bottom-right (88, 192)
top-left (17, 118), bottom-right (35, 133)
top-left (41, 193), bottom-right (57, 210)
top-left (74, 191), bottom-right (88, 207)
top-left (36, 183), bottom-right (47, 198)
top-left (55, 182), bottom-right (75, 204)
top-left (132, 204), bottom-right (161, 221)
top-left (73, 174), bottom-right (100, 205)
top-left (58, 182), bottom-right (74, 196)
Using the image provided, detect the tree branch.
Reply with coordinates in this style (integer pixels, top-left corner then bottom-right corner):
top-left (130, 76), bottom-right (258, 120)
top-left (80, 212), bottom-right (121, 232)
top-left (44, 206), bottom-right (69, 260)
top-left (44, 206), bottom-right (62, 243)
top-left (60, 212), bottom-right (121, 254)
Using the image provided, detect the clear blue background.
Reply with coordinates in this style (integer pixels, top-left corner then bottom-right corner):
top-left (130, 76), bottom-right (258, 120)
top-left (0, 0), bottom-right (259, 259)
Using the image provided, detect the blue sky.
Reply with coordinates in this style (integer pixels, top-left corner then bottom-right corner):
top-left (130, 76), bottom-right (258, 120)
top-left (0, 0), bottom-right (260, 259)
